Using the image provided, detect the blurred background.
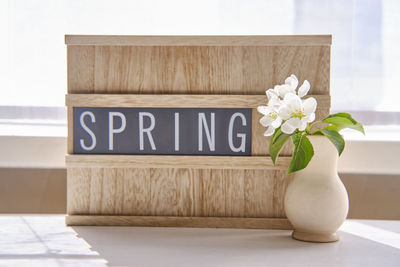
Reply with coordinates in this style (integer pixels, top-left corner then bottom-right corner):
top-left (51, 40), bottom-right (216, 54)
top-left (0, 0), bottom-right (399, 218)
top-left (1, 0), bottom-right (399, 128)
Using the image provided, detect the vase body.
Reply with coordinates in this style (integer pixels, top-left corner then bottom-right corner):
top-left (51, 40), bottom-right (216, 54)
top-left (284, 136), bottom-right (348, 242)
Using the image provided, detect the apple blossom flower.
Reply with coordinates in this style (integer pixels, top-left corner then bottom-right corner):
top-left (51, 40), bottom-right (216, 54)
top-left (274, 84), bottom-right (295, 99)
top-left (266, 74), bottom-right (311, 100)
top-left (278, 93), bottom-right (317, 134)
top-left (259, 74), bottom-right (364, 173)
top-left (266, 88), bottom-right (278, 103)
top-left (257, 105), bottom-right (283, 136)
top-left (259, 74), bottom-right (316, 136)
top-left (297, 80), bottom-right (311, 98)
top-left (270, 74), bottom-right (299, 99)
top-left (285, 74), bottom-right (299, 91)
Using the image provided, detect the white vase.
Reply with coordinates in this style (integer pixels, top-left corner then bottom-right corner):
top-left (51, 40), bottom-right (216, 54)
top-left (284, 135), bottom-right (349, 242)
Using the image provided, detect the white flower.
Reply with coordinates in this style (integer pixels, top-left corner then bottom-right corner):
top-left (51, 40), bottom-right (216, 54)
top-left (259, 74), bottom-right (316, 136)
top-left (285, 74), bottom-right (299, 91)
top-left (266, 74), bottom-right (310, 99)
top-left (274, 84), bottom-right (295, 99)
top-left (297, 80), bottom-right (310, 98)
top-left (278, 93), bottom-right (317, 134)
top-left (257, 105), bottom-right (282, 136)
top-left (266, 88), bottom-right (278, 102)
top-left (265, 88), bottom-right (280, 107)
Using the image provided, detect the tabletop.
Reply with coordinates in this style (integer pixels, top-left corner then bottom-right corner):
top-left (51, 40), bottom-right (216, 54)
top-left (0, 215), bottom-right (399, 267)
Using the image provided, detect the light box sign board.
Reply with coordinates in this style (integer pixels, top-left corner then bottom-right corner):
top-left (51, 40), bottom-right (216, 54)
top-left (73, 107), bottom-right (252, 155)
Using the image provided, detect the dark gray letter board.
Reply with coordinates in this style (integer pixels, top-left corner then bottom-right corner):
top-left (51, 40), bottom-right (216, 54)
top-left (73, 107), bottom-right (252, 156)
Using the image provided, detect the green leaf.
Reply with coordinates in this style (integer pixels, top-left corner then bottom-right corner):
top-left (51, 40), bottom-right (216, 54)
top-left (325, 112), bottom-right (357, 122)
top-left (271, 127), bottom-right (281, 144)
top-left (323, 113), bottom-right (365, 134)
top-left (269, 128), bottom-right (291, 165)
top-left (323, 116), bottom-right (353, 125)
top-left (311, 129), bottom-right (324, 135)
top-left (288, 133), bottom-right (314, 174)
top-left (321, 129), bottom-right (345, 156)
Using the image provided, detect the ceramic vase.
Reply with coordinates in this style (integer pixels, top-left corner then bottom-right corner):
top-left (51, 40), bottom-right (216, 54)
top-left (284, 135), bottom-right (348, 242)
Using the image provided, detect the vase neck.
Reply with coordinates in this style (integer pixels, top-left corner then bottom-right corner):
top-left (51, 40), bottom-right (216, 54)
top-left (302, 136), bottom-right (339, 173)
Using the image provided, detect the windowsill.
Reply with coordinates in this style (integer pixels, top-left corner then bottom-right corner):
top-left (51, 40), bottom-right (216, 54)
top-left (341, 125), bottom-right (400, 141)
top-left (0, 119), bottom-right (67, 137)
top-left (0, 124), bottom-right (399, 174)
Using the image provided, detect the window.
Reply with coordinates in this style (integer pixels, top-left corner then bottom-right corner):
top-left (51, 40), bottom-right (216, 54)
top-left (1, 0), bottom-right (398, 137)
top-left (294, 0), bottom-right (400, 126)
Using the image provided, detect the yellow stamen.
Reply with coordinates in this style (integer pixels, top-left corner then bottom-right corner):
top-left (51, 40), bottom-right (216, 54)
top-left (269, 112), bottom-right (278, 119)
top-left (291, 109), bottom-right (305, 119)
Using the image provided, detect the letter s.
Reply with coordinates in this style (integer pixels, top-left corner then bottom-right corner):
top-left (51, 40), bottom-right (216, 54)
top-left (79, 111), bottom-right (97, 151)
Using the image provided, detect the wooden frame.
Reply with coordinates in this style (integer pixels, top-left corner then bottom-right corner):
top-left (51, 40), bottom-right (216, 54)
top-left (66, 94), bottom-right (330, 108)
top-left (65, 35), bottom-right (332, 46)
top-left (66, 155), bottom-right (291, 169)
top-left (65, 215), bottom-right (293, 229)
top-left (65, 35), bottom-right (331, 228)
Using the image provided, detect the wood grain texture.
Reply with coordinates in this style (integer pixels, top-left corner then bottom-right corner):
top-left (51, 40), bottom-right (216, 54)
top-left (67, 46), bottom-right (94, 93)
top-left (224, 169), bottom-right (245, 217)
top-left (66, 155), bottom-right (291, 170)
top-left (65, 215), bottom-right (293, 229)
top-left (67, 45), bottom-right (330, 96)
top-left (66, 35), bottom-right (331, 227)
top-left (66, 166), bottom-right (293, 218)
top-left (67, 168), bottom-right (91, 214)
top-left (67, 107), bottom-right (74, 154)
top-left (243, 170), bottom-right (274, 217)
top-left (122, 168), bottom-right (150, 215)
top-left (65, 35), bottom-right (331, 46)
top-left (65, 94), bottom-right (331, 108)
top-left (88, 168), bottom-right (103, 214)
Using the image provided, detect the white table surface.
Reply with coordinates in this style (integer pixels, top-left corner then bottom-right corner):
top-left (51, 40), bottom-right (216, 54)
top-left (0, 215), bottom-right (399, 267)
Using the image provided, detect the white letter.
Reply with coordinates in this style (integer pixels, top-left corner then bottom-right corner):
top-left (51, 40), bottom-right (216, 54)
top-left (139, 112), bottom-right (156, 150)
top-left (79, 111), bottom-right (96, 151)
top-left (228, 112), bottom-right (247, 152)
top-left (109, 112), bottom-right (126, 151)
top-left (198, 112), bottom-right (215, 151)
top-left (174, 112), bottom-right (179, 151)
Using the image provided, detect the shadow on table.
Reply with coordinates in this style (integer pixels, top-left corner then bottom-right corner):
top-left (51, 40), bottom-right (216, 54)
top-left (71, 226), bottom-right (326, 267)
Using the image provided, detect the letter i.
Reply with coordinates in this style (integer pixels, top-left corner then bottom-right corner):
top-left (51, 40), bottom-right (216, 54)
top-left (174, 112), bottom-right (179, 151)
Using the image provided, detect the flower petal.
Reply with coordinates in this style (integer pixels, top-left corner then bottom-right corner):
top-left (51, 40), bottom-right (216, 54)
top-left (298, 120), bottom-right (307, 131)
top-left (278, 105), bottom-right (291, 120)
top-left (268, 98), bottom-right (281, 108)
top-left (281, 120), bottom-right (296, 134)
top-left (283, 92), bottom-right (298, 101)
top-left (305, 113), bottom-right (315, 123)
top-left (287, 117), bottom-right (302, 128)
top-left (297, 80), bottom-right (310, 97)
top-left (285, 93), bottom-right (302, 111)
top-left (274, 85), bottom-right (284, 98)
top-left (271, 117), bottom-right (282, 128)
top-left (303, 97), bottom-right (317, 115)
top-left (276, 84), bottom-right (295, 98)
top-left (264, 126), bottom-right (275, 136)
top-left (260, 116), bottom-right (274, 127)
top-left (285, 74), bottom-right (299, 90)
top-left (257, 106), bottom-right (272, 115)
top-left (266, 89), bottom-right (278, 101)
top-left (265, 88), bottom-right (273, 95)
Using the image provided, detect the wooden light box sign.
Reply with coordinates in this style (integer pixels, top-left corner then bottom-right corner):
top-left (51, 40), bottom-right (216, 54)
top-left (65, 35), bottom-right (331, 228)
